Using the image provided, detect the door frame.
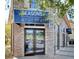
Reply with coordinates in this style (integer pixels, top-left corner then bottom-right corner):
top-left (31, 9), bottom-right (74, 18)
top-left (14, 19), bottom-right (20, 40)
top-left (24, 28), bottom-right (45, 56)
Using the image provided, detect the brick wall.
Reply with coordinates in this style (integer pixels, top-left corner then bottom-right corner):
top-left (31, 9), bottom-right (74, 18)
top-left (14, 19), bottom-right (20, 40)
top-left (13, 23), bottom-right (55, 57)
top-left (13, 24), bottom-right (24, 56)
top-left (45, 24), bottom-right (54, 58)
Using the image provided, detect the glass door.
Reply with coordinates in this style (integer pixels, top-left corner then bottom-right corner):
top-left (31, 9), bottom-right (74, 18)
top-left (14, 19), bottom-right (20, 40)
top-left (35, 29), bottom-right (45, 54)
top-left (24, 29), bottom-right (34, 55)
top-left (24, 29), bottom-right (45, 56)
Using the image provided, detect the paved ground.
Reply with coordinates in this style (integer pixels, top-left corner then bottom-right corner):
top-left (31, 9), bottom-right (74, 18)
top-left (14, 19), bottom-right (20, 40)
top-left (55, 46), bottom-right (74, 57)
top-left (15, 55), bottom-right (73, 59)
top-left (54, 55), bottom-right (74, 59)
top-left (14, 47), bottom-right (74, 59)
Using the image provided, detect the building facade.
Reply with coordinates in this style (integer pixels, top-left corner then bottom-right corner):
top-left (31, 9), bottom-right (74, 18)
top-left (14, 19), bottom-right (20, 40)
top-left (12, 0), bottom-right (54, 57)
top-left (12, 0), bottom-right (71, 57)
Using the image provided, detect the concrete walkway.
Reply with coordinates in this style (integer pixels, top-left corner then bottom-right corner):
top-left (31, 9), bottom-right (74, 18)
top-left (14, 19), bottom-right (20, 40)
top-left (55, 47), bottom-right (74, 57)
top-left (15, 47), bottom-right (74, 59)
top-left (15, 55), bottom-right (73, 59)
top-left (54, 54), bottom-right (74, 59)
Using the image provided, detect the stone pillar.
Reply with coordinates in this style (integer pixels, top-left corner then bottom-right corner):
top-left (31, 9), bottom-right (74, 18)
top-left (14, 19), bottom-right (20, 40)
top-left (45, 24), bottom-right (54, 58)
top-left (13, 23), bottom-right (24, 56)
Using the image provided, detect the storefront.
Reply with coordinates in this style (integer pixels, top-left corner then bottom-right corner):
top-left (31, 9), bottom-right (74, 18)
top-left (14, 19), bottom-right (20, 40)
top-left (12, 0), bottom-right (56, 57)
top-left (12, 8), bottom-right (50, 56)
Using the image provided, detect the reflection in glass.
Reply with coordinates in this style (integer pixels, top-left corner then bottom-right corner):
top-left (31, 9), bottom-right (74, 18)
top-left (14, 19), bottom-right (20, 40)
top-left (25, 29), bottom-right (45, 55)
top-left (35, 30), bottom-right (44, 53)
top-left (25, 30), bottom-right (34, 54)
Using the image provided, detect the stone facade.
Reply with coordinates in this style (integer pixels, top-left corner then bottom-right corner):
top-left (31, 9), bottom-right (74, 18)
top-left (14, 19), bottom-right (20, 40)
top-left (13, 23), bottom-right (24, 56)
top-left (12, 9), bottom-right (68, 57)
top-left (12, 23), bottom-right (55, 57)
top-left (12, 16), bottom-right (68, 57)
top-left (45, 24), bottom-right (54, 58)
top-left (59, 20), bottom-right (68, 47)
top-left (12, 0), bottom-right (71, 58)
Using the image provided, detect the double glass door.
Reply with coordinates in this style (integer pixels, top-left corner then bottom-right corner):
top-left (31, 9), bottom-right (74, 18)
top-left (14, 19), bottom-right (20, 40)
top-left (24, 28), bottom-right (45, 56)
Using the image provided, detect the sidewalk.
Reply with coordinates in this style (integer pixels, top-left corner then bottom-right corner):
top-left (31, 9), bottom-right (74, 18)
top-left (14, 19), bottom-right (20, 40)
top-left (15, 47), bottom-right (74, 59)
top-left (55, 46), bottom-right (74, 57)
top-left (16, 54), bottom-right (74, 59)
top-left (54, 54), bottom-right (74, 59)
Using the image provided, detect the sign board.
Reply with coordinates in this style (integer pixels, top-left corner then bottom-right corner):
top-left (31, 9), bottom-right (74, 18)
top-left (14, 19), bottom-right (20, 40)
top-left (14, 9), bottom-right (49, 23)
top-left (66, 28), bottom-right (72, 34)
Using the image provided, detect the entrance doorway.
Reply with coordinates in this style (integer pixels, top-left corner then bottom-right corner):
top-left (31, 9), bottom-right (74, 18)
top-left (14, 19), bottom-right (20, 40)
top-left (24, 28), bottom-right (45, 56)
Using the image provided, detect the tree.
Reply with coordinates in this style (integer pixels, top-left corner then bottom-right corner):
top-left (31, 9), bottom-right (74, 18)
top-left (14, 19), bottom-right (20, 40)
top-left (68, 7), bottom-right (74, 20)
top-left (5, 24), bottom-right (12, 58)
top-left (5, 24), bottom-right (11, 45)
top-left (5, 0), bottom-right (13, 58)
top-left (35, 0), bottom-right (74, 17)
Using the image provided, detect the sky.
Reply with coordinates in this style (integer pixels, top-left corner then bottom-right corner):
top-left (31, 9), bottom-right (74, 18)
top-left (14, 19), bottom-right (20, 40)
top-left (5, 0), bottom-right (11, 23)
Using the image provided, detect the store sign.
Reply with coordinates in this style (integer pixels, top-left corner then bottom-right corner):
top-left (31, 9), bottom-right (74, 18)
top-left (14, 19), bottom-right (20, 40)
top-left (14, 9), bottom-right (49, 23)
top-left (66, 28), bottom-right (72, 34)
top-left (19, 10), bottom-right (48, 16)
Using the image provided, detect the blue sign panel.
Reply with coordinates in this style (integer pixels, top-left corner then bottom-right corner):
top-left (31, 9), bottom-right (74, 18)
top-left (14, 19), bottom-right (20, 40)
top-left (14, 9), bottom-right (49, 24)
top-left (66, 28), bottom-right (72, 34)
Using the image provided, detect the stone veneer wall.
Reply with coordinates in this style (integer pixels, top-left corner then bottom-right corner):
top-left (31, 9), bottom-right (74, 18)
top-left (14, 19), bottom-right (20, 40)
top-left (45, 24), bottom-right (54, 58)
top-left (13, 23), bottom-right (55, 57)
top-left (13, 23), bottom-right (24, 56)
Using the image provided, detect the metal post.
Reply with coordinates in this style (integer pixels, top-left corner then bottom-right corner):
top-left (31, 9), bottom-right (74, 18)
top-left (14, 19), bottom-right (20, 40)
top-left (53, 11), bottom-right (56, 55)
